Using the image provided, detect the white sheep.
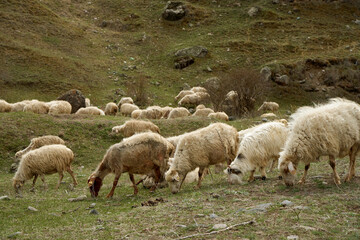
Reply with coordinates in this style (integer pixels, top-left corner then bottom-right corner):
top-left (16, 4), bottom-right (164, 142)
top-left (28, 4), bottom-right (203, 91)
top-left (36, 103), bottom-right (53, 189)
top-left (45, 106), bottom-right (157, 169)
top-left (118, 97), bottom-right (134, 107)
top-left (260, 113), bottom-right (277, 118)
top-left (131, 109), bottom-right (142, 119)
top-left (226, 122), bottom-right (289, 184)
top-left (13, 144), bottom-right (77, 195)
top-left (112, 119), bottom-right (160, 137)
top-left (178, 92), bottom-right (211, 107)
top-left (167, 107), bottom-right (191, 119)
top-left (278, 98), bottom-right (360, 186)
top-left (191, 86), bottom-right (207, 93)
top-left (15, 135), bottom-right (65, 163)
top-left (161, 106), bottom-right (174, 119)
top-left (47, 100), bottom-right (72, 115)
top-left (105, 102), bottom-right (118, 116)
top-left (257, 101), bottom-right (279, 113)
top-left (165, 123), bottom-right (239, 193)
top-left (146, 106), bottom-right (163, 119)
top-left (0, 100), bottom-right (12, 112)
top-left (175, 90), bottom-right (194, 101)
top-left (75, 106), bottom-right (105, 115)
top-left (120, 103), bottom-right (139, 117)
top-left (208, 112), bottom-right (229, 121)
top-left (11, 100), bottom-right (31, 112)
top-left (193, 108), bottom-right (214, 117)
top-left (23, 100), bottom-right (49, 114)
top-left (88, 132), bottom-right (175, 198)
top-left (138, 109), bottom-right (157, 119)
top-left (195, 104), bottom-right (206, 111)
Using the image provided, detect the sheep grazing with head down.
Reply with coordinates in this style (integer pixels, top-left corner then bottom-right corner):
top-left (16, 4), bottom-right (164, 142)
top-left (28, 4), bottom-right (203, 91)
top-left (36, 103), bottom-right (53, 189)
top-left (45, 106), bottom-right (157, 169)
top-left (104, 102), bottom-right (118, 116)
top-left (88, 132), bottom-right (175, 198)
top-left (13, 144), bottom-right (77, 195)
top-left (165, 123), bottom-right (239, 193)
top-left (208, 112), bottom-right (229, 121)
top-left (23, 100), bottom-right (49, 114)
top-left (178, 92), bottom-right (211, 107)
top-left (167, 107), bottom-right (191, 119)
top-left (0, 99), bottom-right (12, 112)
top-left (47, 100), bottom-right (72, 115)
top-left (225, 121), bottom-right (289, 184)
top-left (279, 98), bottom-right (360, 186)
top-left (75, 106), bottom-right (105, 115)
top-left (112, 119), bottom-right (160, 137)
top-left (15, 135), bottom-right (65, 163)
top-left (193, 108), bottom-right (214, 117)
top-left (120, 103), bottom-right (139, 117)
top-left (11, 100), bottom-right (31, 112)
top-left (257, 101), bottom-right (279, 113)
top-left (175, 90), bottom-right (194, 101)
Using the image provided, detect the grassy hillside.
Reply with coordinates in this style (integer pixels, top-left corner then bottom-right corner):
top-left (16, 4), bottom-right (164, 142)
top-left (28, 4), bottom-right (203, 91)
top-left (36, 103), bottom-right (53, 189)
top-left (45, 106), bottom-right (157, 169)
top-left (1, 0), bottom-right (359, 106)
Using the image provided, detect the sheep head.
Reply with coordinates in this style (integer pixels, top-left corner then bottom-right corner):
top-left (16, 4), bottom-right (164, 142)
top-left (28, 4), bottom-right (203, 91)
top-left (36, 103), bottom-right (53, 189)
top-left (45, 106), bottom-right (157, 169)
top-left (88, 175), bottom-right (103, 197)
top-left (225, 153), bottom-right (246, 184)
top-left (165, 169), bottom-right (183, 194)
top-left (13, 179), bottom-right (25, 196)
top-left (278, 156), bottom-right (297, 186)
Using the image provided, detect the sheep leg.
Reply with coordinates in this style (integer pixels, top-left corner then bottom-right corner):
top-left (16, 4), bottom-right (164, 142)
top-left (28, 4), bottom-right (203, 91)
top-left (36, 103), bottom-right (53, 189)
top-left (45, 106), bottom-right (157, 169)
top-left (150, 166), bottom-right (161, 192)
top-left (248, 169), bottom-right (255, 182)
top-left (56, 172), bottom-right (64, 189)
top-left (260, 167), bottom-right (267, 180)
top-left (40, 175), bottom-right (48, 190)
top-left (329, 156), bottom-right (341, 185)
top-left (30, 174), bottom-right (38, 192)
top-left (298, 164), bottom-right (310, 184)
top-left (345, 145), bottom-right (358, 182)
top-left (106, 174), bottom-right (120, 198)
top-left (66, 166), bottom-right (78, 186)
top-left (267, 159), bottom-right (277, 173)
top-left (195, 168), bottom-right (205, 189)
top-left (129, 173), bottom-right (138, 195)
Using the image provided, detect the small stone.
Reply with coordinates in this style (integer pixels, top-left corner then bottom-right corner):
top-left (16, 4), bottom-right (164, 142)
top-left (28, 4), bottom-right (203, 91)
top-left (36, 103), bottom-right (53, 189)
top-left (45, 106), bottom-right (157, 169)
top-left (287, 235), bottom-right (299, 240)
top-left (95, 225), bottom-right (105, 231)
top-left (210, 213), bottom-right (218, 219)
top-left (286, 110), bottom-right (292, 115)
top-left (28, 206), bottom-right (38, 212)
top-left (355, 19), bottom-right (360, 25)
top-left (195, 214), bottom-right (205, 218)
top-left (175, 224), bottom-right (187, 228)
top-left (7, 232), bottom-right (22, 239)
top-left (262, 118), bottom-right (269, 122)
top-left (294, 205), bottom-right (309, 210)
top-left (248, 7), bottom-right (259, 17)
top-left (272, 0), bottom-right (279, 4)
top-left (0, 195), bottom-right (10, 201)
top-left (68, 195), bottom-right (87, 202)
top-left (206, 66), bottom-right (213, 72)
top-left (281, 200), bottom-right (294, 207)
top-left (89, 209), bottom-right (99, 215)
top-left (247, 203), bottom-right (273, 213)
top-left (90, 203), bottom-right (96, 208)
top-left (213, 223), bottom-right (227, 230)
top-left (296, 17), bottom-right (300, 20)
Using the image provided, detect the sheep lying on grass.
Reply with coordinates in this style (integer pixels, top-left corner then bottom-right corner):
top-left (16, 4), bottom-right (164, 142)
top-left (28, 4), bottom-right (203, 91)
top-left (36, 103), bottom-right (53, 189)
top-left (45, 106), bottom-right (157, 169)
top-left (165, 123), bottom-right (239, 193)
top-left (226, 121), bottom-right (289, 184)
top-left (279, 98), bottom-right (360, 186)
top-left (75, 107), bottom-right (105, 115)
top-left (24, 100), bottom-right (49, 114)
top-left (13, 144), bottom-right (77, 196)
top-left (88, 132), bottom-right (175, 198)
top-left (11, 100), bottom-right (31, 112)
top-left (112, 120), bottom-right (160, 137)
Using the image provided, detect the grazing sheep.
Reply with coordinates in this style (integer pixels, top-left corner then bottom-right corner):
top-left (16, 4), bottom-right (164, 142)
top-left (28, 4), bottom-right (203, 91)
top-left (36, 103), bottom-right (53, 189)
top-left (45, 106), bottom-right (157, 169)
top-left (120, 103), bottom-right (139, 117)
top-left (146, 106), bottom-right (163, 119)
top-left (257, 101), bottom-right (279, 113)
top-left (196, 104), bottom-right (206, 111)
top-left (226, 122), bottom-right (289, 184)
top-left (193, 107), bottom-right (214, 117)
top-left (87, 132), bottom-right (175, 198)
top-left (13, 144), bottom-right (77, 195)
top-left (85, 98), bottom-right (91, 107)
top-left (131, 109), bottom-right (142, 119)
top-left (165, 123), bottom-right (239, 193)
top-left (75, 107), bottom-right (105, 115)
top-left (191, 86), bottom-right (207, 93)
top-left (278, 98), bottom-right (360, 186)
top-left (118, 97), bottom-right (134, 107)
top-left (11, 100), bottom-right (31, 112)
top-left (23, 100), bottom-right (49, 114)
top-left (208, 112), bottom-right (229, 121)
top-left (178, 92), bottom-right (211, 107)
top-left (175, 90), bottom-right (194, 101)
top-left (161, 106), bottom-right (173, 119)
top-left (0, 100), bottom-right (12, 112)
top-left (168, 107), bottom-right (191, 119)
top-left (47, 100), bottom-right (72, 115)
top-left (105, 102), bottom-right (118, 116)
top-left (112, 119), bottom-right (160, 137)
top-left (15, 135), bottom-right (65, 163)
top-left (138, 109), bottom-right (157, 119)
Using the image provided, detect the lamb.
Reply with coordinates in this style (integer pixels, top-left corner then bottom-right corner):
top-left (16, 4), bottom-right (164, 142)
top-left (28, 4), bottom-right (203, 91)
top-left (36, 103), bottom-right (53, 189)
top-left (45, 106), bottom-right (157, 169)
top-left (208, 112), bottom-right (229, 121)
top-left (120, 103), bottom-right (139, 117)
top-left (47, 100), bottom-right (72, 115)
top-left (175, 90), bottom-right (194, 101)
top-left (75, 106), bottom-right (105, 115)
top-left (165, 123), bottom-right (239, 193)
top-left (278, 98), bottom-right (360, 186)
top-left (23, 100), bottom-right (49, 114)
top-left (178, 92), bottom-right (211, 107)
top-left (225, 121), bottom-right (289, 184)
top-left (104, 102), bottom-right (118, 116)
top-left (0, 100), bottom-right (12, 112)
top-left (131, 109), bottom-right (142, 119)
top-left (257, 101), bottom-right (279, 113)
top-left (13, 144), bottom-right (77, 195)
top-left (15, 135), bottom-right (65, 163)
top-left (193, 108), bottom-right (214, 117)
top-left (88, 132), bottom-right (175, 198)
top-left (118, 97), bottom-right (134, 107)
top-left (112, 120), bottom-right (160, 137)
top-left (167, 107), bottom-right (191, 119)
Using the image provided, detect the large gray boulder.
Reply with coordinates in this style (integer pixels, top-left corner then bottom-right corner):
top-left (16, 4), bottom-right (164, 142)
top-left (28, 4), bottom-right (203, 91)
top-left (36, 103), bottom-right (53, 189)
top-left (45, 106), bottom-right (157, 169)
top-left (162, 1), bottom-right (187, 21)
top-left (57, 89), bottom-right (86, 113)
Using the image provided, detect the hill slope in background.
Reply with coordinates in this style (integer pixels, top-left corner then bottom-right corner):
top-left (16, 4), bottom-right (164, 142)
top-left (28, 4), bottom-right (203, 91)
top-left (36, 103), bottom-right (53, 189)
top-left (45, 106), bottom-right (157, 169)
top-left (1, 0), bottom-right (359, 106)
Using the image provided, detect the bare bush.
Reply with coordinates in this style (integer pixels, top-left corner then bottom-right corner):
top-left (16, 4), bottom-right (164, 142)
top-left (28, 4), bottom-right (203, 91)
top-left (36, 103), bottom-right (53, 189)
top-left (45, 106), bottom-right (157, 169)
top-left (125, 75), bottom-right (150, 106)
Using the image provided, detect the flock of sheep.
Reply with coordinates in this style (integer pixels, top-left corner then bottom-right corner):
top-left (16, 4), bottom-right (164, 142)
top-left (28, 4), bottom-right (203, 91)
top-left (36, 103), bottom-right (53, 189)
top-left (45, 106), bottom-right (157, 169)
top-left (6, 93), bottom-right (360, 197)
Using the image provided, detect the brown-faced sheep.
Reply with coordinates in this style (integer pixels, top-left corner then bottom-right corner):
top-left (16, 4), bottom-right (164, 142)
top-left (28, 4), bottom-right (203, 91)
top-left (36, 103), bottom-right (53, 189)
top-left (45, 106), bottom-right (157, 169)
top-left (279, 98), bottom-right (360, 186)
top-left (168, 107), bottom-right (191, 119)
top-left (165, 123), bottom-right (239, 193)
top-left (88, 132), bottom-right (175, 198)
top-left (120, 103), bottom-right (139, 117)
top-left (75, 107), bottom-right (105, 115)
top-left (23, 100), bottom-right (49, 114)
top-left (105, 102), bottom-right (118, 116)
top-left (13, 144), bottom-right (77, 195)
top-left (257, 101), bottom-right (279, 113)
top-left (208, 112), bottom-right (229, 121)
top-left (0, 100), bottom-right (12, 112)
top-left (47, 100), bottom-right (72, 115)
top-left (193, 108), bottom-right (214, 117)
top-left (112, 120), bottom-right (160, 137)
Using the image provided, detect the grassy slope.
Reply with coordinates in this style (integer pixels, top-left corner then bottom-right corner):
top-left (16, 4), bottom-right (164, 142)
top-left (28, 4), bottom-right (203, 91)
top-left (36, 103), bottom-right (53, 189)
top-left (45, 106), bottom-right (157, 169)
top-left (1, 0), bottom-right (359, 106)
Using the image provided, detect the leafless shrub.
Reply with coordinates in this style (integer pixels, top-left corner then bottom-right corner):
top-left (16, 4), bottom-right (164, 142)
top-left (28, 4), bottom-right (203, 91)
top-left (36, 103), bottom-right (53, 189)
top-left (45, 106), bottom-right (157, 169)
top-left (125, 75), bottom-right (150, 106)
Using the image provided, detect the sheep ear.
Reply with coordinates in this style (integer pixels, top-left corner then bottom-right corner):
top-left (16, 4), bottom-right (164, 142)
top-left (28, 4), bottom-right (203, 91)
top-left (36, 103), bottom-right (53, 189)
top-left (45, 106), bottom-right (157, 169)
top-left (173, 172), bottom-right (180, 182)
top-left (288, 162), bottom-right (296, 175)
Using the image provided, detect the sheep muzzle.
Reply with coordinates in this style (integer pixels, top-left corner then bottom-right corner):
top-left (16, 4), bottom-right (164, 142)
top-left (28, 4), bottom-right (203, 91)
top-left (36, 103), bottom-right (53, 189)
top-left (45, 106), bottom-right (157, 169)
top-left (88, 177), bottom-right (102, 197)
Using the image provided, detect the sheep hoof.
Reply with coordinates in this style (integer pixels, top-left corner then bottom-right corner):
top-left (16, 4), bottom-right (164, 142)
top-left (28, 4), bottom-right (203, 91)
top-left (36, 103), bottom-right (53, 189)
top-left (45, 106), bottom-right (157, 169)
top-left (261, 176), bottom-right (266, 181)
top-left (278, 176), bottom-right (283, 180)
